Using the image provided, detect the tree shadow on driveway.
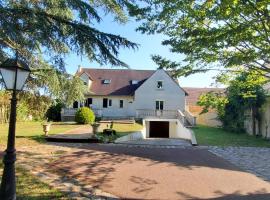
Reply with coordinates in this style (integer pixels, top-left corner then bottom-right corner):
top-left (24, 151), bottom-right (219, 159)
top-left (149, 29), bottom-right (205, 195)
top-left (46, 143), bottom-right (270, 199)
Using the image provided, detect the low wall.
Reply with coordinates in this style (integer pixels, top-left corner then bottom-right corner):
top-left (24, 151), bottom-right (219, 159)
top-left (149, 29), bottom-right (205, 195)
top-left (187, 105), bottom-right (222, 127)
top-left (115, 131), bottom-right (145, 143)
top-left (115, 119), bottom-right (197, 145)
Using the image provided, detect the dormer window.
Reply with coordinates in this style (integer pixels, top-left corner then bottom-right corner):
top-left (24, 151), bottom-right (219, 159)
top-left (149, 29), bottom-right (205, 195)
top-left (131, 80), bottom-right (139, 85)
top-left (157, 80), bottom-right (163, 89)
top-left (103, 79), bottom-right (111, 84)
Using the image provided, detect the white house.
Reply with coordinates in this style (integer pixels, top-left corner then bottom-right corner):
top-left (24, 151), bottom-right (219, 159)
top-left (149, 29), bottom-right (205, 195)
top-left (62, 67), bottom-right (196, 141)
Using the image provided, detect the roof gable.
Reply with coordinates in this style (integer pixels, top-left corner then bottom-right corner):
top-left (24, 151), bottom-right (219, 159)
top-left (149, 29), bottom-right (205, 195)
top-left (135, 69), bottom-right (188, 95)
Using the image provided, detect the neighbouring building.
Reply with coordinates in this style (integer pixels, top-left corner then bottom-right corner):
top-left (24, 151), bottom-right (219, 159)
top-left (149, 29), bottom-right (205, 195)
top-left (183, 87), bottom-right (224, 127)
top-left (61, 67), bottom-right (196, 141)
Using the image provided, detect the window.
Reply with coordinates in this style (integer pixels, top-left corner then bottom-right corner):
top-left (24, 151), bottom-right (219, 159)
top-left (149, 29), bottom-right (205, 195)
top-left (157, 81), bottom-right (163, 89)
top-left (73, 101), bottom-right (78, 108)
top-left (103, 98), bottom-right (108, 108)
top-left (103, 79), bottom-right (111, 84)
top-left (79, 102), bottom-right (84, 107)
top-left (131, 80), bottom-right (139, 85)
top-left (85, 98), bottom-right (92, 107)
top-left (83, 81), bottom-right (87, 86)
top-left (109, 99), bottom-right (112, 106)
top-left (119, 100), bottom-right (124, 108)
top-left (156, 101), bottom-right (164, 110)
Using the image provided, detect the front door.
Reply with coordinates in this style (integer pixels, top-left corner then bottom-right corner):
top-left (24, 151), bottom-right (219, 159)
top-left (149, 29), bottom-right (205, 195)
top-left (149, 121), bottom-right (169, 138)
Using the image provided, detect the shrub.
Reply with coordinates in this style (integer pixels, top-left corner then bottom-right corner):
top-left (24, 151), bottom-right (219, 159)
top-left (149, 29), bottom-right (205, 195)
top-left (46, 101), bottom-right (64, 121)
top-left (17, 101), bottom-right (29, 121)
top-left (75, 107), bottom-right (95, 124)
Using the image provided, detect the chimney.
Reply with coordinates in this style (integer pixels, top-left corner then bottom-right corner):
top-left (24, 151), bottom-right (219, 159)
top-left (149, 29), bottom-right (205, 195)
top-left (77, 65), bottom-right (82, 73)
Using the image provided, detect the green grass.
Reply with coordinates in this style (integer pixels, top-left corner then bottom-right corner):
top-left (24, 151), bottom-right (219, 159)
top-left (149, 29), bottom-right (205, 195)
top-left (112, 122), bottom-right (143, 136)
top-left (96, 122), bottom-right (143, 143)
top-left (0, 163), bottom-right (68, 200)
top-left (193, 125), bottom-right (270, 147)
top-left (0, 121), bottom-right (83, 147)
top-left (0, 121), bottom-right (82, 199)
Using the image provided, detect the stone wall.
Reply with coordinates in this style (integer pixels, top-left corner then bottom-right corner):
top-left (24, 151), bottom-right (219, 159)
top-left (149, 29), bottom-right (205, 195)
top-left (187, 105), bottom-right (222, 127)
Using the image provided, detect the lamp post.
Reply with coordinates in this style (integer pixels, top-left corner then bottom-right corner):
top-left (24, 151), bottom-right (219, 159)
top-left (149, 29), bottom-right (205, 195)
top-left (0, 57), bottom-right (30, 200)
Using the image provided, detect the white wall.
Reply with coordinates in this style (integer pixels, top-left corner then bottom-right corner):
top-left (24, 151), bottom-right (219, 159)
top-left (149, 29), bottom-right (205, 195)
top-left (143, 118), bottom-right (197, 145)
top-left (86, 95), bottom-right (136, 117)
top-left (134, 69), bottom-right (186, 111)
top-left (80, 73), bottom-right (92, 88)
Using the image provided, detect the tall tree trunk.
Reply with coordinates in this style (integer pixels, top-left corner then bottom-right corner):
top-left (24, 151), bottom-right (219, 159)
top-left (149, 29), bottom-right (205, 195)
top-left (252, 106), bottom-right (257, 136)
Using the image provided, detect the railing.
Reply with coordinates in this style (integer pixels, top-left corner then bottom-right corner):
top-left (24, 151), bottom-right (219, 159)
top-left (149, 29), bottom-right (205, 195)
top-left (61, 108), bottom-right (103, 117)
top-left (184, 110), bottom-right (196, 126)
top-left (177, 109), bottom-right (186, 124)
top-left (61, 108), bottom-right (77, 116)
top-left (136, 109), bottom-right (177, 119)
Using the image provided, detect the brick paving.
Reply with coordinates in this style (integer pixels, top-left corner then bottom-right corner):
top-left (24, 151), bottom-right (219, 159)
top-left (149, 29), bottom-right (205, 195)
top-left (1, 143), bottom-right (270, 199)
top-left (45, 144), bottom-right (270, 199)
top-left (1, 130), bottom-right (270, 199)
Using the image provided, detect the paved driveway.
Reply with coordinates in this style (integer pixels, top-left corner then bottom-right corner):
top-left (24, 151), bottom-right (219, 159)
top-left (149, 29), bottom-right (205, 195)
top-left (50, 144), bottom-right (270, 200)
top-left (117, 138), bottom-right (192, 147)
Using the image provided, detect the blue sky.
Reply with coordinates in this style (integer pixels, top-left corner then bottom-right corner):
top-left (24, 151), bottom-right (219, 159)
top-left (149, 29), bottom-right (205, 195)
top-left (65, 15), bottom-right (219, 88)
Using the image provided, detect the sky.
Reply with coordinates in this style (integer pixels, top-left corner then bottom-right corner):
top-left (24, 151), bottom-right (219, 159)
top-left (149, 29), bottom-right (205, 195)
top-left (64, 15), bottom-right (220, 88)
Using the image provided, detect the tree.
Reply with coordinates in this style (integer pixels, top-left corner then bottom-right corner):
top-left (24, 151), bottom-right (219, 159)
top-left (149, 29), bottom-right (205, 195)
top-left (198, 71), bottom-right (267, 133)
top-left (0, 0), bottom-right (139, 101)
top-left (132, 0), bottom-right (270, 77)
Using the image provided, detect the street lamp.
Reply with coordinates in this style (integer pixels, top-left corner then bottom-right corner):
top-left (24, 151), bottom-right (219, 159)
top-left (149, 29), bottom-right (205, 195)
top-left (0, 56), bottom-right (30, 200)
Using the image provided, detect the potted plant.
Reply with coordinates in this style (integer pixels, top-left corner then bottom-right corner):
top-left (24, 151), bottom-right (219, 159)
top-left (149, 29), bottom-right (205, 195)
top-left (91, 122), bottom-right (100, 135)
top-left (42, 122), bottom-right (51, 136)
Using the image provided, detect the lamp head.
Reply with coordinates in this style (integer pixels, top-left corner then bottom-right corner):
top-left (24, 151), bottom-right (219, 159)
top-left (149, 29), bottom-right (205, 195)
top-left (0, 58), bottom-right (30, 91)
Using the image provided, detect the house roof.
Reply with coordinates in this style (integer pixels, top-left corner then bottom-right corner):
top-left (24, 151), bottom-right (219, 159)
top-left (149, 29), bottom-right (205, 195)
top-left (77, 68), bottom-right (156, 96)
top-left (183, 87), bottom-right (225, 105)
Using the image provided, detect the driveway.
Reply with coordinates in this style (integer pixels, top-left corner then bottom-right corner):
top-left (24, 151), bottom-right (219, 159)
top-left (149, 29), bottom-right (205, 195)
top-left (49, 144), bottom-right (270, 200)
top-left (117, 138), bottom-right (192, 147)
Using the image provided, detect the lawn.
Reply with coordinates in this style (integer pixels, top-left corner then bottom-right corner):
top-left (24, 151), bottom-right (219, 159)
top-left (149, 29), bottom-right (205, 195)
top-left (112, 122), bottom-right (143, 136)
top-left (0, 121), bottom-right (84, 147)
top-left (193, 125), bottom-right (270, 147)
top-left (96, 122), bottom-right (143, 142)
top-left (0, 163), bottom-right (68, 200)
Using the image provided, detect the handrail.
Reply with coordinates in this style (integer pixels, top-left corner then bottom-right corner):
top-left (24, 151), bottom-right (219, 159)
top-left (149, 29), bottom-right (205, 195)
top-left (184, 110), bottom-right (196, 126)
top-left (177, 109), bottom-right (186, 124)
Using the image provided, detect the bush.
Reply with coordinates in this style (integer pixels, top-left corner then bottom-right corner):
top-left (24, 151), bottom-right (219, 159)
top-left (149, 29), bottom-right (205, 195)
top-left (75, 107), bottom-right (95, 124)
top-left (46, 101), bottom-right (64, 121)
top-left (95, 132), bottom-right (118, 143)
top-left (103, 129), bottom-right (116, 136)
top-left (17, 101), bottom-right (29, 121)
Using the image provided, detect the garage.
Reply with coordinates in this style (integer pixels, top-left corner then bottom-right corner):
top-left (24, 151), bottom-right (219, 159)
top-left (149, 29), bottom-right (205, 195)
top-left (149, 121), bottom-right (169, 138)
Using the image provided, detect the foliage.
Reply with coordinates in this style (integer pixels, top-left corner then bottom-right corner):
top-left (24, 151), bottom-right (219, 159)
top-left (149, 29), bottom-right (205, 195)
top-left (17, 100), bottom-right (29, 121)
top-left (198, 91), bottom-right (228, 120)
top-left (198, 71), bottom-right (267, 132)
top-left (20, 92), bottom-right (52, 120)
top-left (0, 90), bottom-right (52, 122)
top-left (46, 100), bottom-right (65, 122)
top-left (0, 0), bottom-right (138, 68)
top-left (131, 0), bottom-right (270, 76)
top-left (95, 132), bottom-right (118, 143)
top-left (75, 107), bottom-right (95, 124)
top-left (0, 0), bottom-right (139, 103)
top-left (0, 90), bottom-right (10, 123)
top-left (193, 125), bottom-right (270, 148)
